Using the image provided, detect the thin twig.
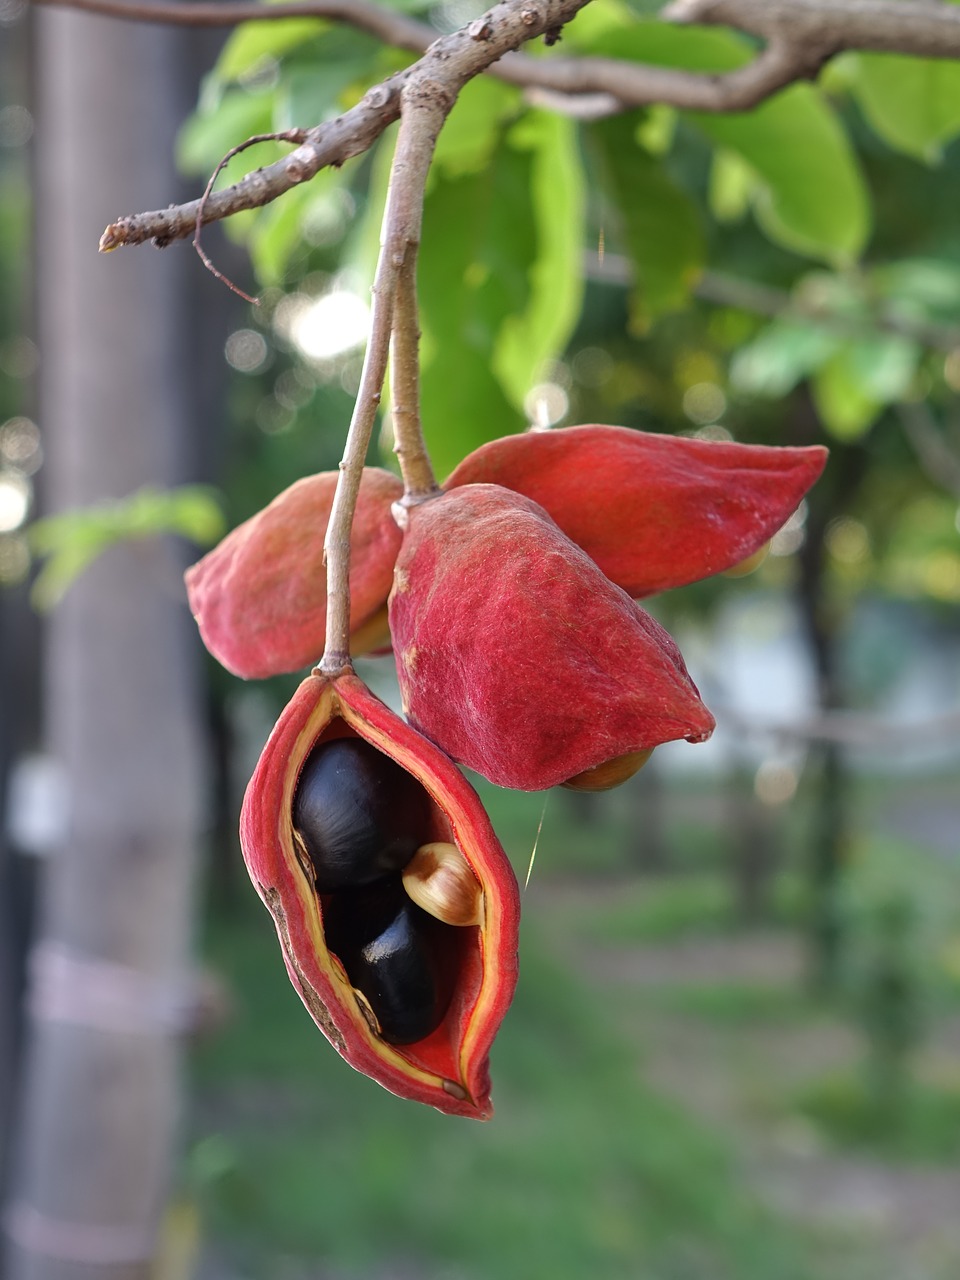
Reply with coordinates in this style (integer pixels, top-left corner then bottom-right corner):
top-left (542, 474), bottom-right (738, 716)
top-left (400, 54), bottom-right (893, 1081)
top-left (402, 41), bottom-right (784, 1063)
top-left (317, 1), bottom-right (614, 673)
top-left (193, 130), bottom-right (307, 302)
top-left (316, 82), bottom-right (456, 672)
top-left (82, 0), bottom-right (960, 252)
top-left (96, 0), bottom-right (598, 252)
top-left (99, 81), bottom-right (406, 251)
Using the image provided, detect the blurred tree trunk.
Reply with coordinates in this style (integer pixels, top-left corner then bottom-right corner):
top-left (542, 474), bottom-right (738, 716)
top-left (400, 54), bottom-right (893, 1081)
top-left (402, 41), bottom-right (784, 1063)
top-left (0, 1), bottom-right (40, 1204)
top-left (726, 763), bottom-right (775, 924)
top-left (0, 588), bottom-right (40, 1200)
top-left (793, 415), bottom-right (867, 991)
top-left (4, 11), bottom-right (208, 1279)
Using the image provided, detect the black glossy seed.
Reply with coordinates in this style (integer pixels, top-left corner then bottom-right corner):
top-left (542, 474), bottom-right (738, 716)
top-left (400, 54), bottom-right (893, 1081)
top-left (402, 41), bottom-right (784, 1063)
top-left (293, 737), bottom-right (430, 892)
top-left (324, 878), bottom-right (456, 1045)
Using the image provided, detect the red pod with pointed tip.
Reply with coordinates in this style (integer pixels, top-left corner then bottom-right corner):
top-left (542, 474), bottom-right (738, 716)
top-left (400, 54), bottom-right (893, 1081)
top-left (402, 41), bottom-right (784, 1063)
top-left (240, 670), bottom-right (520, 1119)
top-left (446, 426), bottom-right (827, 596)
top-left (389, 485), bottom-right (715, 792)
top-left (186, 469), bottom-right (403, 678)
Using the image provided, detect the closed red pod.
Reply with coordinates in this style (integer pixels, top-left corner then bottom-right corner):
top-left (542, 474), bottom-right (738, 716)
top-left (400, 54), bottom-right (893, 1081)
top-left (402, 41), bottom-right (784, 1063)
top-left (240, 669), bottom-right (520, 1119)
top-left (186, 469), bottom-right (403, 679)
top-left (389, 484), bottom-right (715, 792)
top-left (446, 426), bottom-right (827, 596)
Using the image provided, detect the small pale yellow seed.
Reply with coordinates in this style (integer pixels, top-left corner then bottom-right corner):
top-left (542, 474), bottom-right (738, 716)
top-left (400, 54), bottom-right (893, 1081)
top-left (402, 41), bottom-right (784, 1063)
top-left (402, 842), bottom-right (484, 927)
top-left (721, 542), bottom-right (770, 579)
top-left (562, 748), bottom-right (654, 793)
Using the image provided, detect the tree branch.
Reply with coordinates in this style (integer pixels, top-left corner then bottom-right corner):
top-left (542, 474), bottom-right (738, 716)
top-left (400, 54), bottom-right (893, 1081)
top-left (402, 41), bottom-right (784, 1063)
top-left (72, 0), bottom-right (960, 251)
top-left (666, 0), bottom-right (960, 60)
top-left (317, 0), bottom-right (597, 673)
top-left (96, 0), bottom-right (606, 252)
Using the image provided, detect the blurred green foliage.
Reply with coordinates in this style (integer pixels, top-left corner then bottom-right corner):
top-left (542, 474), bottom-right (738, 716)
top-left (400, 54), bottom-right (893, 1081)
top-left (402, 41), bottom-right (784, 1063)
top-left (162, 0), bottom-right (960, 635)
top-left (27, 486), bottom-right (226, 609)
top-left (190, 891), bottom-right (818, 1280)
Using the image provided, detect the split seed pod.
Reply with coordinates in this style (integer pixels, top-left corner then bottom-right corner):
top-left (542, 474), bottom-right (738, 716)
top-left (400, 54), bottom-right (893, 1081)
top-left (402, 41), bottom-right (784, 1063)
top-left (446, 426), bottom-right (828, 597)
top-left (186, 469), bottom-right (402, 678)
top-left (241, 669), bottom-right (519, 1119)
top-left (389, 484), bottom-right (715, 792)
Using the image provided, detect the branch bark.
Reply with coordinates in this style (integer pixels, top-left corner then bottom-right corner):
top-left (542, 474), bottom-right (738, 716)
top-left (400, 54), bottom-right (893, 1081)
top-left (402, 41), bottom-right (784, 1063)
top-left (96, 0), bottom-right (600, 251)
top-left (74, 0), bottom-right (960, 251)
top-left (390, 250), bottom-right (439, 505)
top-left (666, 0), bottom-right (960, 59)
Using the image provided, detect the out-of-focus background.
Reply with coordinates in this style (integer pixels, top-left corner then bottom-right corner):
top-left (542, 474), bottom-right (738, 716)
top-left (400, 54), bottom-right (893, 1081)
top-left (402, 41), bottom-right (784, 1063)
top-left (2, 2), bottom-right (960, 1278)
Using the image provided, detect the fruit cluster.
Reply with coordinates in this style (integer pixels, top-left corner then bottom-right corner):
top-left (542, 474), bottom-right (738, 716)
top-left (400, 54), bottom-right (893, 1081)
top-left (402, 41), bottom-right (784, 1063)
top-left (187, 424), bottom-right (826, 1117)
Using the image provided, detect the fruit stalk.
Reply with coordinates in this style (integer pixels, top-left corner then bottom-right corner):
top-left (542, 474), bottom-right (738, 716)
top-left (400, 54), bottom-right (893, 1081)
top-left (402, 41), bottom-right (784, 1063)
top-left (390, 246), bottom-right (440, 506)
top-left (319, 79), bottom-right (451, 675)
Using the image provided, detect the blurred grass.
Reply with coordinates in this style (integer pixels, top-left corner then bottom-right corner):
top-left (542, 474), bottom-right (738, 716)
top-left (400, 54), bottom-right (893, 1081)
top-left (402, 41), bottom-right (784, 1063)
top-left (797, 1073), bottom-right (960, 1163)
top-left (186, 768), bottom-right (960, 1276)
top-left (643, 980), bottom-right (816, 1024)
top-left (188, 896), bottom-right (817, 1280)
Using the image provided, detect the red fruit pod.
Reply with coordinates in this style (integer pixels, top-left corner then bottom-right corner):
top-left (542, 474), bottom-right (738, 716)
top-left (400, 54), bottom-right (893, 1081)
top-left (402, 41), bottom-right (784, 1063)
top-left (240, 669), bottom-right (520, 1119)
top-left (445, 426), bottom-right (827, 597)
top-left (186, 469), bottom-right (403, 678)
top-left (389, 485), bottom-right (715, 792)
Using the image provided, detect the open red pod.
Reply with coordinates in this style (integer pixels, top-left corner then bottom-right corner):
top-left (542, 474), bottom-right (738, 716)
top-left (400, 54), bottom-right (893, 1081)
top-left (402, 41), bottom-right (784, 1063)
top-left (389, 484), bottom-right (715, 792)
top-left (445, 426), bottom-right (827, 597)
top-left (240, 669), bottom-right (520, 1118)
top-left (186, 469), bottom-right (403, 678)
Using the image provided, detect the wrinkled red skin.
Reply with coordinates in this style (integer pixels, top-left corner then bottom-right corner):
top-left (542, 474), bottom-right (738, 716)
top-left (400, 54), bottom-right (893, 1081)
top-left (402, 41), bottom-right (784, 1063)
top-left (389, 485), bottom-right (715, 792)
top-left (186, 469), bottom-right (402, 679)
top-left (446, 426), bottom-right (828, 597)
top-left (240, 670), bottom-right (520, 1119)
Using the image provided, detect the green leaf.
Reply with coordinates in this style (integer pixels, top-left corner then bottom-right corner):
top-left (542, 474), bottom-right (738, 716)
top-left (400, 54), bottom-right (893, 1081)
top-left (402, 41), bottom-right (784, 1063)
top-left (493, 111), bottom-right (586, 407)
top-left (565, 12), bottom-right (749, 73)
top-left (708, 149), bottom-right (754, 224)
top-left (248, 172), bottom-right (348, 284)
top-left (692, 86), bottom-right (870, 265)
top-left (564, 16), bottom-right (870, 265)
top-left (214, 18), bottom-right (331, 86)
top-left (28, 487), bottom-right (225, 611)
top-left (432, 77), bottom-right (522, 178)
top-left (416, 128), bottom-right (534, 476)
top-left (843, 334), bottom-right (920, 403)
top-left (872, 258), bottom-right (960, 319)
top-left (811, 335), bottom-right (919, 441)
top-left (177, 87), bottom-right (276, 178)
top-left (589, 113), bottom-right (704, 326)
top-left (278, 57), bottom-right (378, 129)
top-left (634, 104), bottom-right (676, 157)
top-left (812, 351), bottom-right (882, 441)
top-left (730, 319), bottom-right (840, 397)
top-left (416, 110), bottom-right (586, 476)
top-left (849, 53), bottom-right (960, 163)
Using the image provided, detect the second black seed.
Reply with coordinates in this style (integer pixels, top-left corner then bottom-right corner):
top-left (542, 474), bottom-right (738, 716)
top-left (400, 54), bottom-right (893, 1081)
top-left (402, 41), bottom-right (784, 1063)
top-left (324, 878), bottom-right (456, 1044)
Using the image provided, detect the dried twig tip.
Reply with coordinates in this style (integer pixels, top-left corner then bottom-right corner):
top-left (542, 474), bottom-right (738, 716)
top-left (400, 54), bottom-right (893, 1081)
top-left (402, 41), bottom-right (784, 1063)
top-left (99, 225), bottom-right (123, 253)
